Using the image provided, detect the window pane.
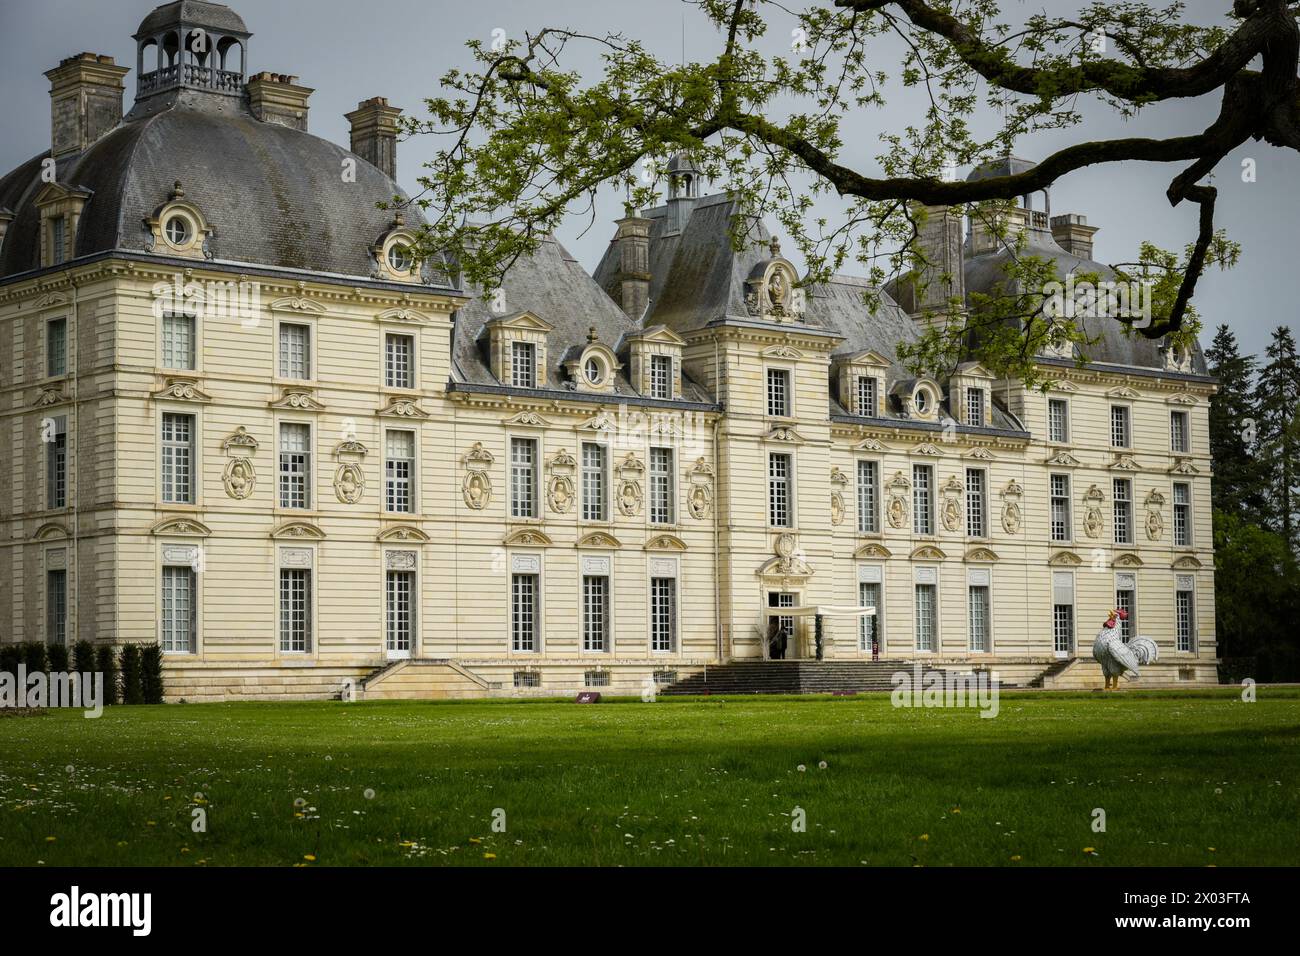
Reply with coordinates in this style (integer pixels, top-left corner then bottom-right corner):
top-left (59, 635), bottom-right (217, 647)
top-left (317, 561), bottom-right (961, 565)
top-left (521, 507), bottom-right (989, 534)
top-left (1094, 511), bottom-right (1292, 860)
top-left (582, 443), bottom-right (607, 521)
top-left (857, 376), bottom-right (877, 417)
top-left (162, 313), bottom-right (196, 370)
top-left (649, 446), bottom-right (674, 524)
top-left (385, 333), bottom-right (414, 389)
top-left (47, 319), bottom-right (67, 377)
top-left (968, 584), bottom-right (990, 652)
top-left (857, 460), bottom-right (878, 534)
top-left (1110, 406), bottom-right (1129, 447)
top-left (279, 567), bottom-right (311, 652)
top-left (279, 423), bottom-right (311, 509)
top-left (1113, 478), bottom-right (1132, 545)
top-left (650, 354), bottom-right (672, 399)
top-left (859, 581), bottom-right (880, 651)
top-left (510, 438), bottom-right (537, 518)
top-left (965, 468), bottom-right (985, 538)
top-left (1050, 473), bottom-right (1070, 541)
top-left (912, 465), bottom-right (932, 535)
top-left (162, 565), bottom-right (196, 653)
top-left (279, 323), bottom-right (310, 379)
top-left (46, 569), bottom-right (67, 646)
top-left (385, 430), bottom-right (415, 513)
top-left (650, 577), bottom-right (677, 651)
top-left (386, 569), bottom-right (415, 653)
top-left (966, 388), bottom-right (985, 427)
top-left (1048, 399), bottom-right (1069, 443)
top-left (511, 342), bottom-right (536, 388)
top-left (512, 573), bottom-right (537, 651)
top-left (162, 412), bottom-right (195, 504)
top-left (46, 415), bottom-right (67, 510)
top-left (769, 453), bottom-right (792, 527)
top-left (583, 575), bottom-right (609, 651)
top-left (767, 368), bottom-right (790, 417)
top-left (914, 583), bottom-right (936, 651)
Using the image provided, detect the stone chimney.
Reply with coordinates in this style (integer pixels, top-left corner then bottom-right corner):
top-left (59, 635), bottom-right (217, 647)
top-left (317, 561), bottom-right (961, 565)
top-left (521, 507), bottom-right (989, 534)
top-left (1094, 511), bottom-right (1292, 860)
top-left (45, 53), bottom-right (130, 158)
top-left (345, 97), bottom-right (403, 180)
top-left (1051, 213), bottom-right (1098, 260)
top-left (247, 73), bottom-right (314, 131)
top-left (609, 212), bottom-right (652, 320)
top-left (893, 203), bottom-right (966, 329)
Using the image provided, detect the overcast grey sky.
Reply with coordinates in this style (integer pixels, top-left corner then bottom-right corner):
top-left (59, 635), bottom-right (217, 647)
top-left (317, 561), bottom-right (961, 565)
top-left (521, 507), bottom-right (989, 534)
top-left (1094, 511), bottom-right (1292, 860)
top-left (1, 0), bottom-right (1293, 359)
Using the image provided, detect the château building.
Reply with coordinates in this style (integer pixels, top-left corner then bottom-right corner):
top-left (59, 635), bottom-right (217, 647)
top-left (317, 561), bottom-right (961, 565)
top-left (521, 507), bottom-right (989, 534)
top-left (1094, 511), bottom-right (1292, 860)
top-left (0, 2), bottom-right (1217, 700)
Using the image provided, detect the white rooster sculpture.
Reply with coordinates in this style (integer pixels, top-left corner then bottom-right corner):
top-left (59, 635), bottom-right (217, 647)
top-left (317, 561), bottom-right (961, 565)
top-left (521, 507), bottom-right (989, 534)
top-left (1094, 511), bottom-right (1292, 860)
top-left (1092, 608), bottom-right (1159, 690)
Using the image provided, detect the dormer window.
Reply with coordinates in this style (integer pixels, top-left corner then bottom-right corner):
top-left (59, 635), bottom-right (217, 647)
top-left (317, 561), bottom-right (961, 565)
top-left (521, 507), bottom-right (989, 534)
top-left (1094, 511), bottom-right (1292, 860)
top-left (50, 217), bottom-right (67, 265)
top-left (512, 342), bottom-right (537, 388)
top-left (564, 333), bottom-right (622, 393)
top-left (913, 389), bottom-right (930, 415)
top-left (387, 243), bottom-right (413, 275)
top-left (164, 215), bottom-right (191, 247)
top-left (857, 376), bottom-right (878, 418)
top-left (893, 377), bottom-right (942, 421)
top-left (948, 362), bottom-right (995, 428)
top-left (144, 183), bottom-right (212, 259)
top-left (584, 356), bottom-right (604, 385)
top-left (966, 387), bottom-right (985, 427)
top-left (485, 311), bottom-right (553, 389)
top-left (626, 325), bottom-right (685, 401)
top-left (650, 355), bottom-right (673, 400)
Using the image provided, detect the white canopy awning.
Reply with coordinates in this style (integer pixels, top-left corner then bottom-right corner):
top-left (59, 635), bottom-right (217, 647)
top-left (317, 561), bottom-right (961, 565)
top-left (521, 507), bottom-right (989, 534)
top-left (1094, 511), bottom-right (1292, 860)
top-left (762, 605), bottom-right (876, 619)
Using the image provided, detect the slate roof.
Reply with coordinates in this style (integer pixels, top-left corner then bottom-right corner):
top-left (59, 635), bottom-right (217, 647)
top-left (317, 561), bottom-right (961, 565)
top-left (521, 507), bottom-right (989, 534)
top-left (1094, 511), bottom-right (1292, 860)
top-left (451, 234), bottom-right (714, 403)
top-left (963, 222), bottom-right (1208, 374)
top-left (0, 88), bottom-right (441, 285)
top-left (135, 1), bottom-right (249, 38)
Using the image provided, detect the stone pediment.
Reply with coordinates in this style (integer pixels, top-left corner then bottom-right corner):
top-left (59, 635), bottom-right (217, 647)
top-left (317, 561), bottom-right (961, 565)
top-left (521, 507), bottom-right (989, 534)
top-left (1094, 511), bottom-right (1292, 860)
top-left (964, 547), bottom-right (1000, 562)
top-left (764, 425), bottom-right (807, 444)
top-left (1106, 386), bottom-right (1141, 399)
top-left (1169, 458), bottom-right (1200, 475)
top-left (644, 533), bottom-right (687, 552)
top-left (1110, 454), bottom-right (1141, 471)
top-left (762, 345), bottom-right (805, 360)
top-left (910, 545), bottom-right (947, 560)
top-left (33, 522), bottom-right (70, 541)
top-left (965, 447), bottom-right (996, 461)
top-left (855, 437), bottom-right (889, 452)
top-left (1044, 450), bottom-right (1080, 467)
top-left (377, 525), bottom-right (430, 543)
top-left (1113, 552), bottom-right (1144, 568)
top-left (854, 542), bottom-right (892, 559)
top-left (378, 396), bottom-right (430, 418)
top-left (503, 410), bottom-right (552, 428)
top-left (269, 295), bottom-right (327, 314)
top-left (154, 378), bottom-right (213, 403)
top-left (503, 527), bottom-right (553, 547)
top-left (1172, 555), bottom-right (1204, 570)
top-left (577, 531), bottom-right (622, 550)
top-left (271, 521), bottom-right (325, 540)
top-left (376, 306), bottom-right (432, 324)
top-left (1048, 551), bottom-right (1082, 566)
top-left (270, 388), bottom-right (325, 411)
top-left (910, 443), bottom-right (944, 457)
top-left (151, 517), bottom-right (212, 537)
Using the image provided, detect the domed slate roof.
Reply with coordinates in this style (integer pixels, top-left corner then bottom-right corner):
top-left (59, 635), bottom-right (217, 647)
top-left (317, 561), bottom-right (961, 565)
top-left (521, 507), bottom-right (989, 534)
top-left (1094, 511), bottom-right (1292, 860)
top-left (0, 90), bottom-right (432, 283)
top-left (135, 1), bottom-right (249, 39)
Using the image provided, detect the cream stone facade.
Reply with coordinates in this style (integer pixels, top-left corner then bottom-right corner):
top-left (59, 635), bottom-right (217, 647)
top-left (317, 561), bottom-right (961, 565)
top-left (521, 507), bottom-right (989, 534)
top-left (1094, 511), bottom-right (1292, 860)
top-left (0, 3), bottom-right (1217, 700)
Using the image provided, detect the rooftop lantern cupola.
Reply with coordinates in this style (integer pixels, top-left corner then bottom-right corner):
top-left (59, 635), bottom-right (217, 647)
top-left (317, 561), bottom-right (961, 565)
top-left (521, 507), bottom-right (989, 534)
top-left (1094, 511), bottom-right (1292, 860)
top-left (665, 152), bottom-right (701, 200)
top-left (133, 1), bottom-right (252, 100)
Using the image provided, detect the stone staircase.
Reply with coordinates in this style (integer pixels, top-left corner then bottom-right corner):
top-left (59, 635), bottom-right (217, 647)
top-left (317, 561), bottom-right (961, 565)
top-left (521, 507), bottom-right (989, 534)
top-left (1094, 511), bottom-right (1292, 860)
top-left (356, 658), bottom-right (490, 700)
top-left (662, 660), bottom-right (981, 696)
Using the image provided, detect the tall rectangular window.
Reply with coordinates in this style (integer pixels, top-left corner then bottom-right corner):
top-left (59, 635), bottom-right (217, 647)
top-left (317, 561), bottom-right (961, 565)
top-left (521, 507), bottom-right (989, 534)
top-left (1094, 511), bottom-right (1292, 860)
top-left (46, 568), bottom-right (67, 646)
top-left (511, 342), bottom-right (536, 388)
top-left (161, 565), bottom-right (196, 653)
top-left (386, 569), bottom-right (415, 655)
top-left (46, 318), bottom-right (67, 377)
top-left (162, 312), bottom-right (195, 370)
top-left (1175, 576), bottom-right (1195, 652)
top-left (51, 216), bottom-right (67, 265)
top-left (278, 567), bottom-right (311, 652)
top-left (1110, 405), bottom-right (1130, 448)
top-left (46, 415), bottom-right (67, 510)
top-left (1052, 571), bottom-right (1074, 655)
top-left (510, 437), bottom-right (537, 518)
top-left (767, 368), bottom-right (791, 417)
top-left (914, 582), bottom-right (936, 651)
top-left (856, 459), bottom-right (879, 534)
top-left (1048, 398), bottom-right (1069, 443)
top-left (1115, 578), bottom-right (1136, 642)
top-left (1050, 473), bottom-right (1071, 542)
top-left (968, 583), bottom-right (990, 652)
top-left (161, 412), bottom-right (196, 504)
top-left (511, 573), bottom-right (538, 651)
top-left (649, 446), bottom-right (674, 524)
top-left (1173, 482), bottom-right (1192, 547)
top-left (385, 332), bottom-right (414, 389)
top-left (278, 323), bottom-right (311, 379)
top-left (581, 442), bottom-right (607, 522)
top-left (966, 387), bottom-right (985, 427)
top-left (858, 581), bottom-right (881, 651)
top-left (1113, 478), bottom-right (1133, 545)
top-left (912, 465), bottom-right (933, 535)
top-left (649, 354), bottom-right (673, 400)
top-left (768, 453), bottom-right (792, 527)
top-left (385, 430), bottom-right (415, 513)
top-left (582, 574), bottom-right (609, 651)
top-left (278, 423), bottom-right (312, 509)
top-left (857, 376), bottom-right (878, 417)
top-left (1170, 410), bottom-right (1190, 454)
top-left (965, 468), bottom-right (986, 538)
top-left (650, 577), bottom-right (677, 652)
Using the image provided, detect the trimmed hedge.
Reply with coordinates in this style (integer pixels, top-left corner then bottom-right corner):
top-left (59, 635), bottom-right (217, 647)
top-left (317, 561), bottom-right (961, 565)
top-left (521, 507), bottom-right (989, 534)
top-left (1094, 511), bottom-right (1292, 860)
top-left (141, 645), bottom-right (164, 704)
top-left (120, 644), bottom-right (143, 705)
top-left (96, 645), bottom-right (119, 706)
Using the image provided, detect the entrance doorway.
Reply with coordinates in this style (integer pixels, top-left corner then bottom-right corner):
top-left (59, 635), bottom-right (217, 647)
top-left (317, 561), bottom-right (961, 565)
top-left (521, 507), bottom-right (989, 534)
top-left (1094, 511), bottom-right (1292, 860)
top-left (767, 592), bottom-right (796, 659)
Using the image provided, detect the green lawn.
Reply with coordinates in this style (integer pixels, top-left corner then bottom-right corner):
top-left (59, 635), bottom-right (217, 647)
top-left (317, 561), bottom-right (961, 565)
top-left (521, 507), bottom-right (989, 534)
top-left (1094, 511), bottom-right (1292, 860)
top-left (1, 689), bottom-right (1297, 866)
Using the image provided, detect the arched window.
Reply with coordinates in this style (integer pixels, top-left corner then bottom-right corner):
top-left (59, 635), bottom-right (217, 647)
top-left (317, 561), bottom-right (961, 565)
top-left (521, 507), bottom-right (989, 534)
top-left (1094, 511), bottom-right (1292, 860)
top-left (163, 32), bottom-right (180, 68)
top-left (217, 36), bottom-right (243, 73)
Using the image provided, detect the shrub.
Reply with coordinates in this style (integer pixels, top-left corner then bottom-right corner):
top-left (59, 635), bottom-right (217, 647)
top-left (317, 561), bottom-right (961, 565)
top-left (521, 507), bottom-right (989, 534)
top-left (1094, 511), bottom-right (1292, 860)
top-left (23, 642), bottom-right (48, 675)
top-left (96, 645), bottom-right (119, 706)
top-left (73, 640), bottom-right (96, 675)
top-left (0, 645), bottom-right (21, 677)
top-left (120, 644), bottom-right (143, 705)
top-left (141, 644), bottom-right (165, 704)
top-left (47, 643), bottom-right (70, 673)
